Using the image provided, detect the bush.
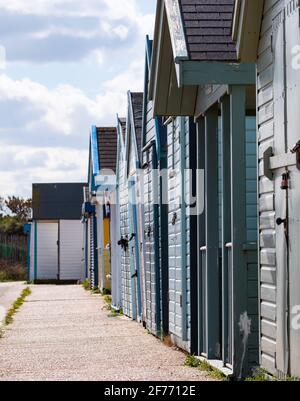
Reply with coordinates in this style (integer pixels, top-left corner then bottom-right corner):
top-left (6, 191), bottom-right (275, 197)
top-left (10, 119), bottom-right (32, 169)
top-left (0, 261), bottom-right (27, 282)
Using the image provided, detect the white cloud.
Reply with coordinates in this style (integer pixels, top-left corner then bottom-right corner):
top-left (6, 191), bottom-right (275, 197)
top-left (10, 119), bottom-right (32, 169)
top-left (0, 145), bottom-right (88, 197)
top-left (0, 59), bottom-right (143, 197)
top-left (0, 0), bottom-right (147, 19)
top-left (0, 0), bottom-right (155, 198)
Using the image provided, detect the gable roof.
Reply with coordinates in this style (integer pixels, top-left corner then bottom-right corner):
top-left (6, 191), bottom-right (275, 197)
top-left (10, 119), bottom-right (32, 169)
top-left (180, 0), bottom-right (237, 61)
top-left (149, 0), bottom-right (255, 116)
top-left (96, 127), bottom-right (118, 172)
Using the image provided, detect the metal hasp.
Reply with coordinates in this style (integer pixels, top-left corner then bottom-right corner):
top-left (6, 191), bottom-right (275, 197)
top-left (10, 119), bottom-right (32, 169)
top-left (290, 140), bottom-right (300, 170)
top-left (263, 145), bottom-right (300, 181)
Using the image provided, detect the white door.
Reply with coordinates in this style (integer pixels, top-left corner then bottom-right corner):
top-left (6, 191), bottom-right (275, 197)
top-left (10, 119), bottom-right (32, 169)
top-left (37, 222), bottom-right (59, 280)
top-left (59, 220), bottom-right (84, 281)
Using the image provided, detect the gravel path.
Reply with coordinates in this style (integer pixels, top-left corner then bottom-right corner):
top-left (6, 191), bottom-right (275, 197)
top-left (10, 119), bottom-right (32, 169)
top-left (0, 285), bottom-right (211, 381)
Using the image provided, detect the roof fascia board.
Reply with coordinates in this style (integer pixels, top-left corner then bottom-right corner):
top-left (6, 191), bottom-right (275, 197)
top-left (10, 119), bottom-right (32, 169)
top-left (143, 36), bottom-right (162, 158)
top-left (164, 0), bottom-right (188, 63)
top-left (116, 115), bottom-right (124, 187)
top-left (125, 92), bottom-right (140, 178)
top-left (91, 126), bottom-right (100, 175)
top-left (232, 0), bottom-right (264, 62)
top-left (90, 126), bottom-right (100, 191)
top-left (128, 92), bottom-right (140, 167)
top-left (232, 0), bottom-right (242, 42)
top-left (149, 0), bottom-right (165, 102)
top-left (142, 38), bottom-right (150, 149)
top-left (182, 61), bottom-right (256, 85)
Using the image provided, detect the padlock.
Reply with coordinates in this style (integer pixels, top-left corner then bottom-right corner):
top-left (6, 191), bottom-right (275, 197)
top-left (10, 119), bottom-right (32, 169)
top-left (281, 173), bottom-right (289, 190)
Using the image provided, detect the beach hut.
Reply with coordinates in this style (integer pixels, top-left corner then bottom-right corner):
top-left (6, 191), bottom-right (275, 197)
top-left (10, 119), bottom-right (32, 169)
top-left (84, 126), bottom-right (118, 291)
top-left (117, 92), bottom-right (144, 321)
top-left (30, 183), bottom-right (86, 282)
top-left (141, 36), bottom-right (169, 337)
top-left (111, 116), bottom-right (127, 311)
top-left (148, 0), bottom-right (259, 377)
top-left (234, 0), bottom-right (300, 379)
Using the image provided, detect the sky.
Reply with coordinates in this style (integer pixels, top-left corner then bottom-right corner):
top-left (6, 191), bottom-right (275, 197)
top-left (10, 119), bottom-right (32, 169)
top-left (0, 0), bottom-right (156, 198)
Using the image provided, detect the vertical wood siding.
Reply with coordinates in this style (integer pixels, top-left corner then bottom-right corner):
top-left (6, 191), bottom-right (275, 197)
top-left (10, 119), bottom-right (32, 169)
top-left (143, 99), bottom-right (161, 334)
top-left (119, 151), bottom-right (132, 318)
top-left (168, 117), bottom-right (191, 350)
top-left (257, 0), bottom-right (284, 374)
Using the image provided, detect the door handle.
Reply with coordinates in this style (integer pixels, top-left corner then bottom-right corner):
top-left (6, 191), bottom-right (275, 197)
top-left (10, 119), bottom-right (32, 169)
top-left (276, 218), bottom-right (287, 226)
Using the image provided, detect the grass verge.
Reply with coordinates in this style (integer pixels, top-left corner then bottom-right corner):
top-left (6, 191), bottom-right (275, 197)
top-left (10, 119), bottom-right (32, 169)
top-left (184, 355), bottom-right (228, 381)
top-left (0, 261), bottom-right (27, 282)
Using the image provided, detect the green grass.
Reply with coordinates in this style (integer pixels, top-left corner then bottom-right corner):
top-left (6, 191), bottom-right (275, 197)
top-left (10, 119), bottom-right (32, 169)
top-left (4, 287), bottom-right (31, 326)
top-left (184, 355), bottom-right (228, 381)
top-left (245, 368), bottom-right (299, 382)
top-left (82, 279), bottom-right (91, 291)
top-left (0, 261), bottom-right (27, 282)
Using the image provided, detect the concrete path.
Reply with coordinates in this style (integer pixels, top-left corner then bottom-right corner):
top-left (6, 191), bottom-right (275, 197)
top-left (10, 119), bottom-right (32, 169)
top-left (0, 285), bottom-right (211, 381)
top-left (0, 282), bottom-right (26, 325)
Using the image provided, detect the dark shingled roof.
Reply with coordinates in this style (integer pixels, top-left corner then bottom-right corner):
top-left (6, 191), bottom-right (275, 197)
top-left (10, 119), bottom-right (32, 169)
top-left (130, 92), bottom-right (143, 157)
top-left (32, 183), bottom-right (86, 220)
top-left (96, 127), bottom-right (118, 172)
top-left (179, 0), bottom-right (237, 61)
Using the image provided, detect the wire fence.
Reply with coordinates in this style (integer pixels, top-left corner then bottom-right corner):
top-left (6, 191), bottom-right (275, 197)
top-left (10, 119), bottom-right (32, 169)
top-left (0, 233), bottom-right (28, 266)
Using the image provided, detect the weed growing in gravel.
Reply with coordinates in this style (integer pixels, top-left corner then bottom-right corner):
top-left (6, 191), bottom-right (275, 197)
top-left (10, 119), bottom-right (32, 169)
top-left (5, 287), bottom-right (31, 326)
top-left (82, 280), bottom-right (91, 291)
top-left (184, 355), bottom-right (228, 381)
top-left (245, 368), bottom-right (299, 382)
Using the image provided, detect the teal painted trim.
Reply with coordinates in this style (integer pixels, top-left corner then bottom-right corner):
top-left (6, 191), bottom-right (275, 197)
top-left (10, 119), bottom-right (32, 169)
top-left (230, 85), bottom-right (248, 378)
top-left (152, 144), bottom-right (161, 335)
top-left (197, 118), bottom-right (206, 355)
top-left (128, 180), bottom-right (137, 320)
top-left (159, 148), bottom-right (169, 335)
top-left (93, 215), bottom-right (99, 287)
top-left (220, 95), bottom-right (232, 365)
top-left (182, 62), bottom-right (256, 86)
top-left (180, 117), bottom-right (188, 342)
top-left (142, 41), bottom-right (149, 150)
top-left (91, 126), bottom-right (100, 191)
top-left (26, 225), bottom-right (31, 281)
top-left (154, 118), bottom-right (161, 161)
top-left (85, 221), bottom-right (89, 279)
top-left (204, 104), bottom-right (221, 359)
top-left (131, 186), bottom-right (143, 319)
top-left (34, 221), bottom-right (37, 281)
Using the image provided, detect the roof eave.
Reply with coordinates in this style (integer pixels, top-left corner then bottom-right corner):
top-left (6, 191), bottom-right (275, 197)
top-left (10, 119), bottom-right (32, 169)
top-left (232, 0), bottom-right (264, 62)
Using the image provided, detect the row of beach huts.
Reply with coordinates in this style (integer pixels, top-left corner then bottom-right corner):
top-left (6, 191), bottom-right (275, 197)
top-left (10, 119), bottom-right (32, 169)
top-left (26, 0), bottom-right (300, 380)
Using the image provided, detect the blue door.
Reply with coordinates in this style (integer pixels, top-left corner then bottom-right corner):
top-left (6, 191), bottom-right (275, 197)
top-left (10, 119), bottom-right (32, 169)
top-left (128, 178), bottom-right (142, 321)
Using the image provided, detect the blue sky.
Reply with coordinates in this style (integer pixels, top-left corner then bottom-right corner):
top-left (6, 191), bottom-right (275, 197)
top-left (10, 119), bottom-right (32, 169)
top-left (0, 0), bottom-right (156, 197)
